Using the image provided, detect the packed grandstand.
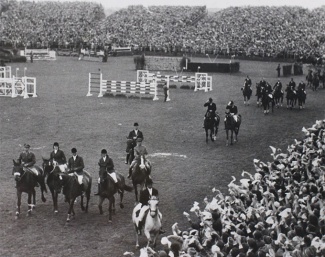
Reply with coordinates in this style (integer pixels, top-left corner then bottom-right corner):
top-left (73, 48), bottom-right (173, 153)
top-left (0, 1), bottom-right (325, 60)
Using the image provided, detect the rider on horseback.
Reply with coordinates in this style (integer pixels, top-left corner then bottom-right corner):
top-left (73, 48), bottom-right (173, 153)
top-left (128, 138), bottom-right (151, 179)
top-left (226, 101), bottom-right (238, 122)
top-left (133, 178), bottom-right (164, 235)
top-left (273, 79), bottom-right (282, 91)
top-left (245, 75), bottom-right (252, 86)
top-left (17, 143), bottom-right (43, 186)
top-left (289, 78), bottom-right (296, 90)
top-left (67, 148), bottom-right (85, 191)
top-left (125, 122), bottom-right (143, 164)
top-left (298, 80), bottom-right (306, 91)
top-left (94, 149), bottom-right (122, 195)
top-left (203, 98), bottom-right (218, 128)
top-left (50, 142), bottom-right (67, 172)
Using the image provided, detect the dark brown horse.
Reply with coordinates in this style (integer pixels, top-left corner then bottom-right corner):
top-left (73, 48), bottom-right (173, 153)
top-left (241, 82), bottom-right (252, 105)
top-left (131, 156), bottom-right (151, 202)
top-left (13, 160), bottom-right (47, 219)
top-left (98, 171), bottom-right (132, 222)
top-left (224, 113), bottom-right (241, 146)
top-left (42, 158), bottom-right (63, 213)
top-left (204, 112), bottom-right (220, 143)
top-left (51, 168), bottom-right (92, 223)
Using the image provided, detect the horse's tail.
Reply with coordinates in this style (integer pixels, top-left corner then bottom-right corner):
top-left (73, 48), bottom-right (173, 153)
top-left (123, 184), bottom-right (133, 192)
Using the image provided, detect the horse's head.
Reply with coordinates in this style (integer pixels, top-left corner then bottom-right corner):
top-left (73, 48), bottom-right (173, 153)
top-left (52, 169), bottom-right (65, 193)
top-left (148, 196), bottom-right (159, 217)
top-left (12, 159), bottom-right (24, 181)
top-left (42, 157), bottom-right (55, 176)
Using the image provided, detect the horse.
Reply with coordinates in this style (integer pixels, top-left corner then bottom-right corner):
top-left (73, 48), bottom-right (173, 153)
top-left (261, 87), bottom-right (275, 114)
top-left (42, 158), bottom-right (66, 213)
top-left (241, 82), bottom-right (252, 105)
top-left (131, 156), bottom-right (151, 202)
top-left (285, 84), bottom-right (297, 109)
top-left (296, 87), bottom-right (306, 109)
top-left (132, 195), bottom-right (162, 248)
top-left (51, 168), bottom-right (92, 222)
top-left (12, 160), bottom-right (47, 219)
top-left (224, 113), bottom-right (241, 146)
top-left (98, 171), bottom-right (133, 222)
top-left (273, 85), bottom-right (283, 108)
top-left (255, 83), bottom-right (263, 106)
top-left (203, 111), bottom-right (220, 143)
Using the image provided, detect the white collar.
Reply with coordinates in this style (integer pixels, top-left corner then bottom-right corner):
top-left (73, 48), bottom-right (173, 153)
top-left (148, 188), bottom-right (153, 195)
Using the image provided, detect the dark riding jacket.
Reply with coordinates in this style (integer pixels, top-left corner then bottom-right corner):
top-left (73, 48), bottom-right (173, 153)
top-left (226, 105), bottom-right (238, 115)
top-left (50, 149), bottom-right (66, 165)
top-left (128, 130), bottom-right (144, 141)
top-left (98, 155), bottom-right (114, 178)
top-left (139, 187), bottom-right (159, 206)
top-left (18, 151), bottom-right (36, 167)
top-left (67, 155), bottom-right (84, 174)
top-left (204, 102), bottom-right (217, 117)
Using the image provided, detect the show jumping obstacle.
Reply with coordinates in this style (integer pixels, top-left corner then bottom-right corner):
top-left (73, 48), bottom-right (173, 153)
top-left (0, 66), bottom-right (37, 98)
top-left (87, 71), bottom-right (161, 100)
top-left (136, 70), bottom-right (213, 94)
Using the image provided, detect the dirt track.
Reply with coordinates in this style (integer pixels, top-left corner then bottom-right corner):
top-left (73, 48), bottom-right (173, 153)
top-left (0, 57), bottom-right (324, 257)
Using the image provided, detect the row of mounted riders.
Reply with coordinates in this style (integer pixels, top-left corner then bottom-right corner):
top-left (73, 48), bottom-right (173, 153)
top-left (242, 77), bottom-right (308, 112)
top-left (12, 146), bottom-right (152, 224)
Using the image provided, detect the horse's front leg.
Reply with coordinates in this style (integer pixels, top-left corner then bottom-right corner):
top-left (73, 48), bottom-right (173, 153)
top-left (67, 198), bottom-right (75, 222)
top-left (27, 192), bottom-right (32, 216)
top-left (32, 188), bottom-right (36, 210)
top-left (134, 224), bottom-right (140, 249)
top-left (226, 129), bottom-right (229, 146)
top-left (16, 191), bottom-right (21, 219)
top-left (51, 189), bottom-right (59, 214)
top-left (119, 190), bottom-right (124, 209)
top-left (98, 196), bottom-right (105, 214)
top-left (210, 128), bottom-right (214, 142)
top-left (144, 229), bottom-right (152, 248)
top-left (108, 196), bottom-right (114, 222)
top-left (230, 130), bottom-right (234, 145)
top-left (205, 129), bottom-right (208, 143)
top-left (80, 194), bottom-right (85, 211)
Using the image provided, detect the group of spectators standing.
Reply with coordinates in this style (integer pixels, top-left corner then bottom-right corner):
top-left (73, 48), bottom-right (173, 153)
top-left (125, 120), bottom-right (325, 256)
top-left (1, 2), bottom-right (324, 60)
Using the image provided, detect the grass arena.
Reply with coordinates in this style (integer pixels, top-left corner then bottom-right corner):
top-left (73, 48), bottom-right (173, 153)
top-left (0, 56), bottom-right (325, 257)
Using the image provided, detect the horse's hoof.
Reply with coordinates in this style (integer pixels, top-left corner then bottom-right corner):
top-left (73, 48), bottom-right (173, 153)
top-left (54, 210), bottom-right (58, 214)
top-left (120, 203), bottom-right (124, 209)
top-left (108, 219), bottom-right (112, 223)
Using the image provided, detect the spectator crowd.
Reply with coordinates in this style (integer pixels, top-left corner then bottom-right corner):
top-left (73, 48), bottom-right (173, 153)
top-left (124, 119), bottom-right (325, 256)
top-left (0, 1), bottom-right (325, 60)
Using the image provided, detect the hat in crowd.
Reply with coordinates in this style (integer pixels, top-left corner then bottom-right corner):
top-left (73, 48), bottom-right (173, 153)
top-left (134, 122), bottom-right (139, 126)
top-left (137, 137), bottom-right (143, 142)
top-left (24, 143), bottom-right (30, 148)
top-left (101, 149), bottom-right (107, 154)
top-left (71, 148), bottom-right (77, 153)
top-left (53, 142), bottom-right (59, 147)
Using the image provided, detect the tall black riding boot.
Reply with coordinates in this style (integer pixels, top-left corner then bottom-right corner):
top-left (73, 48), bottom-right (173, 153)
top-left (127, 167), bottom-right (132, 179)
top-left (125, 154), bottom-right (130, 164)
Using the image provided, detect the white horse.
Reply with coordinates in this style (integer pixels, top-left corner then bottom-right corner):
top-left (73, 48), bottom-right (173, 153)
top-left (132, 196), bottom-right (162, 248)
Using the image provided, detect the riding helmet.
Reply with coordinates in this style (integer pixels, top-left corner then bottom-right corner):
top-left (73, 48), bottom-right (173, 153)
top-left (71, 148), bottom-right (77, 153)
top-left (101, 149), bottom-right (107, 154)
top-left (134, 122), bottom-right (139, 127)
top-left (24, 143), bottom-right (30, 148)
top-left (53, 142), bottom-right (59, 147)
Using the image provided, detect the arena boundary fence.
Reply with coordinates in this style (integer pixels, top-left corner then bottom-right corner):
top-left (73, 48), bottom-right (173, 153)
top-left (87, 72), bottom-right (162, 100)
top-left (0, 66), bottom-right (37, 98)
top-left (136, 70), bottom-right (212, 93)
